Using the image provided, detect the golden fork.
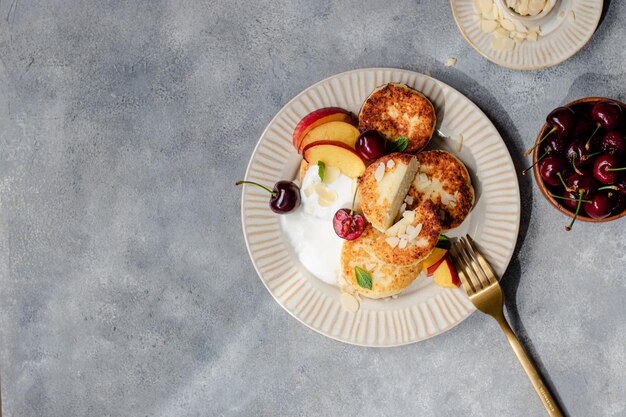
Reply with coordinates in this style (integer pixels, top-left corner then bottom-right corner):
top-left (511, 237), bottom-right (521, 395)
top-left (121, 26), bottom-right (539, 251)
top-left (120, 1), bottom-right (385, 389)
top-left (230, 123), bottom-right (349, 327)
top-left (450, 235), bottom-right (564, 417)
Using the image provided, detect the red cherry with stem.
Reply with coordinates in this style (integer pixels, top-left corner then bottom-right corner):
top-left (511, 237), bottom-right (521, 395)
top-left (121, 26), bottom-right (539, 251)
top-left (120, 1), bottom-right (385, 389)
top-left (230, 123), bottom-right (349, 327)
top-left (566, 172), bottom-right (597, 200)
top-left (591, 101), bottom-right (623, 130)
top-left (550, 191), bottom-right (591, 211)
top-left (565, 190), bottom-right (585, 231)
top-left (525, 107), bottom-right (576, 156)
top-left (355, 131), bottom-right (386, 161)
top-left (538, 156), bottom-right (569, 187)
top-left (583, 193), bottom-right (612, 219)
top-left (235, 180), bottom-right (301, 214)
top-left (601, 131), bottom-right (626, 156)
top-left (333, 185), bottom-right (366, 240)
top-left (593, 154), bottom-right (626, 185)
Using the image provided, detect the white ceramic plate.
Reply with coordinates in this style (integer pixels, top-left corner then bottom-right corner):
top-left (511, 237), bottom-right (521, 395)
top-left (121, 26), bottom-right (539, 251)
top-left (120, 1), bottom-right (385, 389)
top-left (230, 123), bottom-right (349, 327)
top-left (450, 0), bottom-right (603, 70)
top-left (241, 68), bottom-right (520, 347)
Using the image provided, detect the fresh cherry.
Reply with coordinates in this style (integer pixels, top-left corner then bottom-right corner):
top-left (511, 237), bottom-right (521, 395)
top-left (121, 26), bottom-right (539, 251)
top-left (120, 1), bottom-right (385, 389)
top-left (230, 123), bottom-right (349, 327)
top-left (583, 193), bottom-right (612, 219)
top-left (591, 101), bottom-right (623, 131)
top-left (601, 131), bottom-right (626, 156)
top-left (565, 141), bottom-right (603, 173)
top-left (333, 209), bottom-right (366, 240)
top-left (525, 107), bottom-right (576, 156)
top-left (593, 154), bottom-right (625, 185)
top-left (544, 135), bottom-right (568, 154)
top-left (566, 172), bottom-right (597, 200)
top-left (355, 131), bottom-right (386, 161)
top-left (538, 156), bottom-right (569, 187)
top-left (235, 180), bottom-right (301, 214)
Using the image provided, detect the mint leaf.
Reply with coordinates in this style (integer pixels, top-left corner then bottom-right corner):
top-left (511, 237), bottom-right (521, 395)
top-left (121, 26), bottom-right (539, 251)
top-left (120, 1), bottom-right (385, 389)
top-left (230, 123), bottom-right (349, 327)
top-left (387, 136), bottom-right (409, 153)
top-left (355, 266), bottom-right (372, 290)
top-left (436, 235), bottom-right (451, 250)
top-left (317, 161), bottom-right (325, 181)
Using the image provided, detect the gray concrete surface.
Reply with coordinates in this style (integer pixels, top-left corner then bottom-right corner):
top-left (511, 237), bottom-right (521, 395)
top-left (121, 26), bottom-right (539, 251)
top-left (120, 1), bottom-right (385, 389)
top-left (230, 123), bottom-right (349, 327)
top-left (0, 0), bottom-right (624, 416)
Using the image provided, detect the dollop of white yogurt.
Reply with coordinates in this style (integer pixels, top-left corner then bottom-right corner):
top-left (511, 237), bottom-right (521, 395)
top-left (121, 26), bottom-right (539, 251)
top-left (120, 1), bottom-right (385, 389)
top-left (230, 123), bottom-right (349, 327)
top-left (280, 165), bottom-right (358, 285)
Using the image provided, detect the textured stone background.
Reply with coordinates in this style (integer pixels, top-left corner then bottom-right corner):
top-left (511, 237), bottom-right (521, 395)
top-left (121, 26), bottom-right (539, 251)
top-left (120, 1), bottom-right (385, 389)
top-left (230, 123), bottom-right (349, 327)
top-left (0, 1), bottom-right (624, 416)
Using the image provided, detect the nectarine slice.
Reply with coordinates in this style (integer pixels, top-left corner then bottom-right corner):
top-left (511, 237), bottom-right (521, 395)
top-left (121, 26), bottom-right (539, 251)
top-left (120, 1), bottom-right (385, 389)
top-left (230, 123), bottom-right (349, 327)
top-left (298, 121), bottom-right (360, 154)
top-left (423, 247), bottom-right (448, 276)
top-left (302, 141), bottom-right (366, 178)
top-left (432, 258), bottom-right (460, 288)
top-left (292, 108), bottom-right (354, 150)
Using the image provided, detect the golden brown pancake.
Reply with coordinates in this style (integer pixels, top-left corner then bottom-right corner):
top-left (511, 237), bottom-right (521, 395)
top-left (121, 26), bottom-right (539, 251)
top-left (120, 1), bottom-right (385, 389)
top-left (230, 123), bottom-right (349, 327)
top-left (407, 150), bottom-right (474, 230)
top-left (359, 83), bottom-right (436, 153)
top-left (341, 224), bottom-right (423, 299)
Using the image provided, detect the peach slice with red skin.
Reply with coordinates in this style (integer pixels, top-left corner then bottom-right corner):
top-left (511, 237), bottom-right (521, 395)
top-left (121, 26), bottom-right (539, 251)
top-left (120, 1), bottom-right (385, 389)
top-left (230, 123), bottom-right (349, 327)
top-left (422, 247), bottom-right (448, 276)
top-left (292, 107), bottom-right (354, 150)
top-left (297, 121), bottom-right (360, 154)
top-left (431, 258), bottom-right (460, 288)
top-left (302, 141), bottom-right (366, 178)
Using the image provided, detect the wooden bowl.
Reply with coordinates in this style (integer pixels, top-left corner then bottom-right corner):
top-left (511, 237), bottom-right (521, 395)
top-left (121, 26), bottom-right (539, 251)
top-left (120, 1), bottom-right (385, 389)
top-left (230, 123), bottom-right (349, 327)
top-left (532, 97), bottom-right (626, 223)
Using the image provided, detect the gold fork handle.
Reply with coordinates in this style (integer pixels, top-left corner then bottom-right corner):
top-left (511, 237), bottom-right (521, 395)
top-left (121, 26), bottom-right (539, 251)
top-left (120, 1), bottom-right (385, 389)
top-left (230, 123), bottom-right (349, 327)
top-left (494, 315), bottom-right (564, 417)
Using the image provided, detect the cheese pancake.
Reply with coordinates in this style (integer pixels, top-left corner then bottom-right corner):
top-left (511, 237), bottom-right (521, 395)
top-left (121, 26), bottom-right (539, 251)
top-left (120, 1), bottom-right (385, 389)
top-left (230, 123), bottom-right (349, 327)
top-left (358, 153), bottom-right (418, 232)
top-left (358, 83), bottom-right (436, 153)
top-left (341, 224), bottom-right (423, 299)
top-left (407, 150), bottom-right (474, 230)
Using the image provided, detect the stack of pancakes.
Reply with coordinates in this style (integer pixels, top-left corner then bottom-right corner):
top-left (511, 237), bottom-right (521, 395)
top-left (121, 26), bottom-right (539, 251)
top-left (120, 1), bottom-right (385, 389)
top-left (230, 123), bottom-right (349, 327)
top-left (342, 83), bottom-right (475, 298)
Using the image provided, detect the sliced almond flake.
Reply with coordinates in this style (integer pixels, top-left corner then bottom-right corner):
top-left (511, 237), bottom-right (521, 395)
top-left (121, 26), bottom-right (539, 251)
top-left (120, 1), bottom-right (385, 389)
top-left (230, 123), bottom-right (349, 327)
top-left (513, 20), bottom-right (529, 33)
top-left (398, 233), bottom-right (410, 240)
top-left (315, 183), bottom-right (337, 201)
top-left (491, 37), bottom-right (515, 52)
top-left (406, 225), bottom-right (416, 235)
top-left (558, 10), bottom-right (565, 18)
top-left (340, 292), bottom-right (360, 313)
top-left (385, 236), bottom-right (400, 248)
top-left (323, 166), bottom-right (341, 184)
top-left (500, 19), bottom-right (516, 31)
top-left (386, 159), bottom-right (395, 169)
top-left (481, 19), bottom-right (499, 33)
top-left (526, 30), bottom-right (538, 41)
top-left (404, 195), bottom-right (414, 205)
top-left (567, 10), bottom-right (575, 20)
top-left (304, 184), bottom-right (316, 197)
top-left (398, 238), bottom-right (408, 249)
top-left (445, 57), bottom-right (457, 67)
top-left (402, 209), bottom-right (415, 223)
top-left (449, 199), bottom-right (457, 208)
top-left (491, 3), bottom-right (499, 20)
top-left (385, 218), bottom-right (407, 236)
top-left (408, 223), bottom-right (423, 241)
top-left (374, 163), bottom-right (385, 182)
top-left (494, 28), bottom-right (510, 39)
top-left (318, 197), bottom-right (334, 207)
top-left (396, 223), bottom-right (408, 237)
top-left (399, 203), bottom-right (406, 214)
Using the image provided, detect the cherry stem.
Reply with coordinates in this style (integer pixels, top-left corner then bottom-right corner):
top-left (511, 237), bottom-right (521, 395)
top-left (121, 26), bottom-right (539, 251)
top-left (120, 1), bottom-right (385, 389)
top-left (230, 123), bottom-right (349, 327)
top-left (598, 185), bottom-right (618, 191)
top-left (585, 124), bottom-right (601, 150)
top-left (556, 171), bottom-right (569, 190)
top-left (572, 154), bottom-right (584, 175)
top-left (235, 180), bottom-right (276, 196)
top-left (606, 167), bottom-right (626, 172)
top-left (584, 150), bottom-right (603, 160)
top-left (565, 190), bottom-right (584, 231)
top-left (349, 183), bottom-right (359, 216)
top-left (522, 149), bottom-right (550, 175)
top-left (525, 127), bottom-right (555, 156)
top-left (549, 193), bottom-right (591, 204)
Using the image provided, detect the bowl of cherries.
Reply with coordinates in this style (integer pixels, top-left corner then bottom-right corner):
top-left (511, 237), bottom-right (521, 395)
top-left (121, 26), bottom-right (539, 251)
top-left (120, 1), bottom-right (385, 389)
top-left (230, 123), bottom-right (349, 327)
top-left (526, 98), bottom-right (626, 230)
